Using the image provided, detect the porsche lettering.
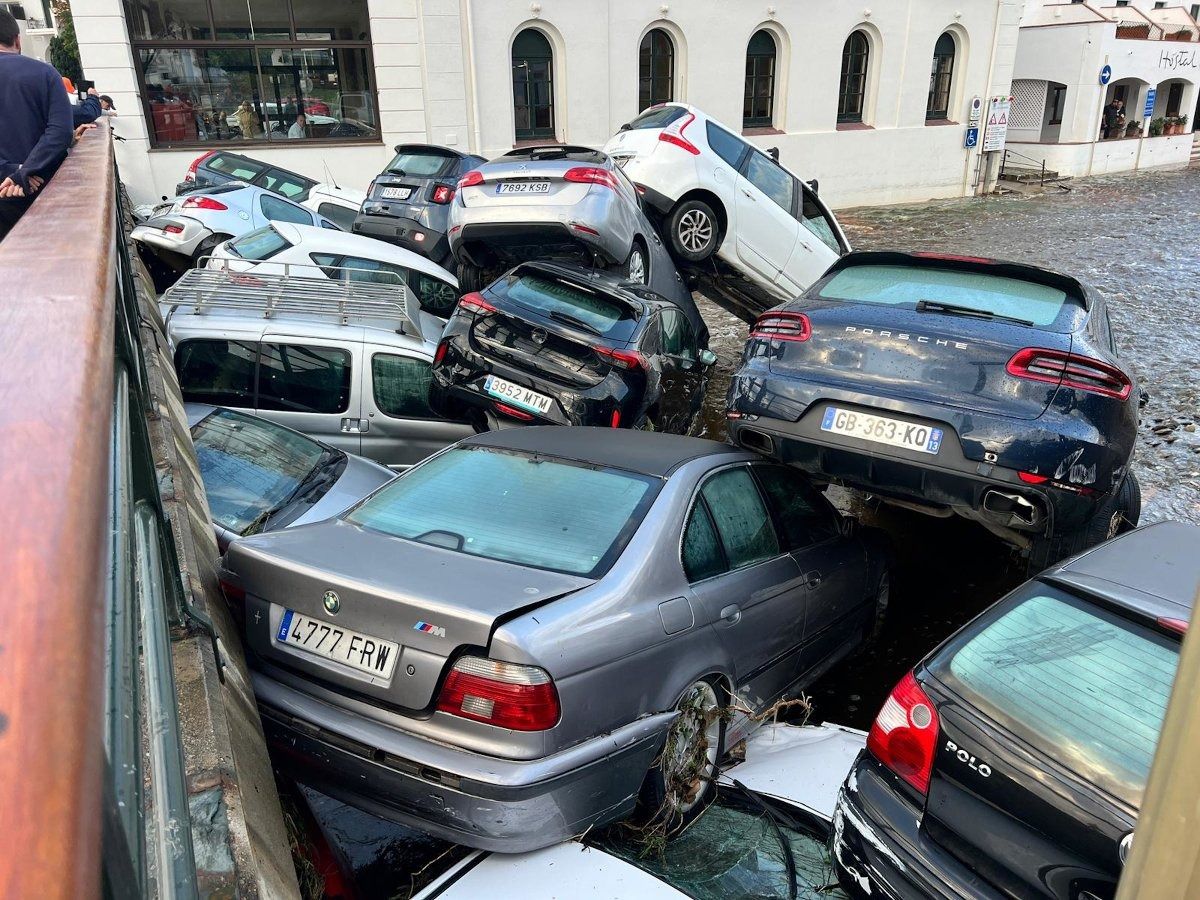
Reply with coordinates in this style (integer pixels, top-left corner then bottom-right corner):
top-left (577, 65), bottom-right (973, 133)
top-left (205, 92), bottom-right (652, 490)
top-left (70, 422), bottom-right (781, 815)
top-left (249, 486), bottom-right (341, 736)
top-left (844, 325), bottom-right (968, 350)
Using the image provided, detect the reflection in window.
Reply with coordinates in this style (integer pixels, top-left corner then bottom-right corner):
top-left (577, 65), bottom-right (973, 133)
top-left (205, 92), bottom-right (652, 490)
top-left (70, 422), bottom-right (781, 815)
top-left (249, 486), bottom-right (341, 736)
top-left (127, 0), bottom-right (377, 146)
top-left (639, 28), bottom-right (674, 111)
top-left (372, 355), bottom-right (437, 419)
top-left (743, 30), bottom-right (777, 128)
top-left (512, 28), bottom-right (555, 140)
top-left (701, 468), bottom-right (779, 570)
top-left (743, 152), bottom-right (794, 213)
top-left (838, 30), bottom-right (870, 124)
top-left (257, 343), bottom-right (352, 414)
top-left (927, 33), bottom-right (955, 120)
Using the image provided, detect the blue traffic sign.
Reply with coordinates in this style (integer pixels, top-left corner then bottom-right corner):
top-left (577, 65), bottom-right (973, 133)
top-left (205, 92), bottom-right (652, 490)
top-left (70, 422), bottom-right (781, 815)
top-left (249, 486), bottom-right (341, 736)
top-left (1144, 88), bottom-right (1157, 119)
top-left (1100, 64), bottom-right (1112, 85)
top-left (964, 127), bottom-right (979, 149)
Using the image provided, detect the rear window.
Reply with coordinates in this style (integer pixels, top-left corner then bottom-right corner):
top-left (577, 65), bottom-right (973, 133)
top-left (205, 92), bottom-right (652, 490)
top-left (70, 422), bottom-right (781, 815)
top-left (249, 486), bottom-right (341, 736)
top-left (317, 202), bottom-right (358, 231)
top-left (819, 265), bottom-right (1074, 329)
top-left (260, 167), bottom-right (315, 199)
top-left (627, 105), bottom-right (688, 130)
top-left (207, 154), bottom-right (266, 181)
top-left (928, 586), bottom-right (1179, 806)
top-left (385, 149), bottom-right (457, 178)
top-left (228, 225), bottom-right (292, 261)
top-left (501, 274), bottom-right (638, 338)
top-left (176, 339), bottom-right (256, 407)
top-left (346, 447), bottom-right (659, 577)
top-left (192, 408), bottom-right (327, 535)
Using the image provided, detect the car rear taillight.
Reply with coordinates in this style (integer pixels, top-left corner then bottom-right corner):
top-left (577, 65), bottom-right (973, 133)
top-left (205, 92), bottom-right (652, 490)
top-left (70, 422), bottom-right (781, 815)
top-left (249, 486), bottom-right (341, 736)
top-left (1018, 470), bottom-right (1096, 496)
top-left (658, 111), bottom-right (700, 155)
top-left (494, 402), bottom-right (534, 421)
top-left (867, 671), bottom-right (940, 796)
top-left (433, 339), bottom-right (450, 366)
top-left (1007, 348), bottom-right (1132, 401)
top-left (593, 346), bottom-right (646, 370)
top-left (750, 311), bottom-right (811, 342)
top-left (436, 657), bottom-right (560, 731)
top-left (430, 184), bottom-right (455, 204)
top-left (163, 224), bottom-right (185, 234)
top-left (219, 579), bottom-right (246, 605)
top-left (185, 150), bottom-right (217, 183)
top-left (564, 167), bottom-right (620, 190)
top-left (610, 409), bottom-right (621, 428)
top-left (458, 170), bottom-right (484, 188)
top-left (458, 292), bottom-right (496, 315)
top-left (181, 195), bottom-right (229, 212)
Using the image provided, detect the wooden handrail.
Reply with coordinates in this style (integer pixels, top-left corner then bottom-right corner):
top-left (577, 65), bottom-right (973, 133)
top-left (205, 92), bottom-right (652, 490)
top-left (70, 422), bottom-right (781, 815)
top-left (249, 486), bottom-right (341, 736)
top-left (0, 122), bottom-right (115, 899)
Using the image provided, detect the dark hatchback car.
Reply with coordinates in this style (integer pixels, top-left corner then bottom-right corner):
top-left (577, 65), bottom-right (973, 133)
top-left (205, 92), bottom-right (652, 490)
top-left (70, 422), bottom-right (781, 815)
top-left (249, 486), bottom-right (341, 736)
top-left (833, 520), bottom-right (1199, 900)
top-left (176, 149), bottom-right (316, 201)
top-left (727, 251), bottom-right (1141, 572)
top-left (430, 261), bottom-right (715, 433)
top-left (353, 144), bottom-right (486, 266)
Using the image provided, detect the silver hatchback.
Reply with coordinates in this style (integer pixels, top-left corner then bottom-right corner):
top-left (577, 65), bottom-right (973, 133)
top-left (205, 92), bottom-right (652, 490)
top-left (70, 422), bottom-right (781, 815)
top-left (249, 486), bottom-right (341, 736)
top-left (220, 427), bottom-right (889, 851)
top-left (447, 146), bottom-right (652, 291)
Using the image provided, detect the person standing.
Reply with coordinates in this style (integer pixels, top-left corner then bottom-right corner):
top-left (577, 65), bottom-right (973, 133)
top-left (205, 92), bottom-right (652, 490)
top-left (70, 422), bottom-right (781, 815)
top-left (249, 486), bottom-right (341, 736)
top-left (0, 9), bottom-right (73, 240)
top-left (1101, 98), bottom-right (1120, 140)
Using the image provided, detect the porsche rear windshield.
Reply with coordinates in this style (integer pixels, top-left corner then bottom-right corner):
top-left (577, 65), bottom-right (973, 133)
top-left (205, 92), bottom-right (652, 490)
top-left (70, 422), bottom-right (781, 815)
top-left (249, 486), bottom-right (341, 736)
top-left (345, 447), bottom-right (659, 576)
top-left (499, 273), bottom-right (640, 339)
top-left (228, 226), bottom-right (292, 260)
top-left (819, 264), bottom-right (1077, 329)
top-left (927, 585), bottom-right (1178, 807)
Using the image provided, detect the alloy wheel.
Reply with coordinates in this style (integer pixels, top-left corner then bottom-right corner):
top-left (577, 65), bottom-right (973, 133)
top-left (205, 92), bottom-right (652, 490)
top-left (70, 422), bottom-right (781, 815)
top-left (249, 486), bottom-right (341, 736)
top-left (678, 210), bottom-right (714, 254)
top-left (628, 246), bottom-right (647, 283)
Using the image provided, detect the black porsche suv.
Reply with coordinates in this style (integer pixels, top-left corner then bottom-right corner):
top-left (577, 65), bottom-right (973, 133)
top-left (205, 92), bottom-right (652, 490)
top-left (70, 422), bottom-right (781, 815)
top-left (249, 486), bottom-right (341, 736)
top-left (726, 251), bottom-right (1141, 571)
top-left (430, 261), bottom-right (714, 433)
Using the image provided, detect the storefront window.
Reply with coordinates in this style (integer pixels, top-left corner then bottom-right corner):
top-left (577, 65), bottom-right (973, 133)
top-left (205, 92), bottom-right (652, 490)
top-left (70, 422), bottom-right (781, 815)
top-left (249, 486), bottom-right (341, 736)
top-left (125, 0), bottom-right (378, 147)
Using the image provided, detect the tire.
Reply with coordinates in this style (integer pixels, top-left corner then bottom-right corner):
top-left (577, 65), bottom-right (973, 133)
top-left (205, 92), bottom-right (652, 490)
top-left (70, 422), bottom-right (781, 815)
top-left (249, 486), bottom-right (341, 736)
top-left (666, 199), bottom-right (719, 262)
top-left (192, 234), bottom-right (230, 267)
top-left (456, 259), bottom-right (485, 293)
top-left (1026, 472), bottom-right (1141, 575)
top-left (637, 679), bottom-right (726, 833)
top-left (625, 238), bottom-right (650, 284)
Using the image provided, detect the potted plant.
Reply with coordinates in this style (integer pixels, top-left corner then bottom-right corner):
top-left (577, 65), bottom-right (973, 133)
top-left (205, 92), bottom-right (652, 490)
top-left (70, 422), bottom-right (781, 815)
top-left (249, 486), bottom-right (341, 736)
top-left (1125, 120), bottom-right (1142, 137)
top-left (1149, 117), bottom-right (1166, 137)
top-left (1178, 113), bottom-right (1190, 134)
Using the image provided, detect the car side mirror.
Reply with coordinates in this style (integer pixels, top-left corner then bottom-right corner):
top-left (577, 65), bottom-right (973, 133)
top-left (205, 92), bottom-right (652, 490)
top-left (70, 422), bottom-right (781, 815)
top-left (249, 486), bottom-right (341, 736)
top-left (619, 122), bottom-right (632, 132)
top-left (698, 349), bottom-right (718, 367)
top-left (768, 147), bottom-right (780, 162)
top-left (807, 179), bottom-right (819, 196)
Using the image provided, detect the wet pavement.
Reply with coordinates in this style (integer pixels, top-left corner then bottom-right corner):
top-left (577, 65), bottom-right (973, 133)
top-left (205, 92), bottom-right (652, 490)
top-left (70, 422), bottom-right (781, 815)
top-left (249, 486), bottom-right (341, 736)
top-left (286, 166), bottom-right (1200, 896)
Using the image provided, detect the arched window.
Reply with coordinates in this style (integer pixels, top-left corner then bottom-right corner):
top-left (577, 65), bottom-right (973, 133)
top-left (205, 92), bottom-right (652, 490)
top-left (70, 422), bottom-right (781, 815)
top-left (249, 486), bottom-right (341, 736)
top-left (639, 28), bottom-right (675, 111)
top-left (927, 32), bottom-right (956, 120)
top-left (743, 30), bottom-right (777, 128)
top-left (838, 30), bottom-right (870, 124)
top-left (512, 29), bottom-right (555, 141)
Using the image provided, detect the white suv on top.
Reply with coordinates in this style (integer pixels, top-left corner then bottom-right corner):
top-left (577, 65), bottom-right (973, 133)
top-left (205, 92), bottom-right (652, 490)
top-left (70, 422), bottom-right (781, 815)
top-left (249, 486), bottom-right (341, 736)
top-left (603, 103), bottom-right (850, 302)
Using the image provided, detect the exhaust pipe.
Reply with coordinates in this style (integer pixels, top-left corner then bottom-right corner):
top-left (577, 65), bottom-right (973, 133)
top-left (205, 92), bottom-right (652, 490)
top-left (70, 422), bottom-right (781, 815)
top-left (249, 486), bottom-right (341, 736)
top-left (738, 428), bottom-right (775, 457)
top-left (982, 489), bottom-right (1043, 528)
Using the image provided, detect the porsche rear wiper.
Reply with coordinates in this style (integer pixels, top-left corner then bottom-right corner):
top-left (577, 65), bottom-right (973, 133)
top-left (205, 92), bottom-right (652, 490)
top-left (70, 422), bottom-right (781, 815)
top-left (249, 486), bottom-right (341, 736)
top-left (915, 299), bottom-right (1034, 327)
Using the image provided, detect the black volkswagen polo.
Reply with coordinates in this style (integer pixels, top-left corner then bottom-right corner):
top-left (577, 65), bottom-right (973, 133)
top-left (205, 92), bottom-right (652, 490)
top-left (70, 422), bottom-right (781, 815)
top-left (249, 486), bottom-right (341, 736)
top-left (430, 261), bottom-right (714, 433)
top-left (832, 521), bottom-right (1198, 900)
top-left (726, 251), bottom-right (1141, 572)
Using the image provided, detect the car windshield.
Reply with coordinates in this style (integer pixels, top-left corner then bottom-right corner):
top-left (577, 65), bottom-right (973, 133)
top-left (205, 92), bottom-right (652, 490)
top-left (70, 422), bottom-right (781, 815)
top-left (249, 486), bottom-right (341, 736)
top-left (592, 788), bottom-right (846, 899)
top-left (345, 446), bottom-right (659, 576)
top-left (818, 264), bottom-right (1075, 329)
top-left (927, 584), bottom-right (1179, 807)
top-left (502, 273), bottom-right (638, 338)
top-left (192, 408), bottom-right (334, 535)
top-left (228, 225), bottom-right (292, 261)
top-left (386, 150), bottom-right (457, 178)
top-left (626, 105), bottom-right (688, 130)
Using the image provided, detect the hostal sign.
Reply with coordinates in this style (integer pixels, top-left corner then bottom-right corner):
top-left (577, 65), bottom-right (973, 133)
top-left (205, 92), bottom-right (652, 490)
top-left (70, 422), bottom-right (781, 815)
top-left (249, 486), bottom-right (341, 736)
top-left (1159, 48), bottom-right (1199, 72)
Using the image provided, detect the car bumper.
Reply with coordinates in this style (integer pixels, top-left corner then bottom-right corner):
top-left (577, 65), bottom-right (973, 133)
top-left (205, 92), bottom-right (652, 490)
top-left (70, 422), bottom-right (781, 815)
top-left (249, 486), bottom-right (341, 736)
top-left (833, 755), bottom-right (1004, 900)
top-left (726, 375), bottom-right (1106, 535)
top-left (353, 212), bottom-right (451, 264)
top-left (131, 217), bottom-right (211, 270)
top-left (254, 674), bottom-right (672, 852)
top-left (449, 208), bottom-right (628, 269)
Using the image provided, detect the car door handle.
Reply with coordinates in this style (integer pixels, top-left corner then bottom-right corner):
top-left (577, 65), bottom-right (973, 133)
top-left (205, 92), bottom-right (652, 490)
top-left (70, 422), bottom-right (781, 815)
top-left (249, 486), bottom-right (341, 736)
top-left (340, 417), bottom-right (369, 433)
top-left (741, 189), bottom-right (756, 200)
top-left (719, 604), bottom-right (741, 624)
top-left (805, 571), bottom-right (823, 589)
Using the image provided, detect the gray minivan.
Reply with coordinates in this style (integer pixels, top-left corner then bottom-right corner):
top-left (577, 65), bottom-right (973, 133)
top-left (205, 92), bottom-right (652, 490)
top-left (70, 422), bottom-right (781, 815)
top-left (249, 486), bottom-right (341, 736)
top-left (161, 267), bottom-right (473, 469)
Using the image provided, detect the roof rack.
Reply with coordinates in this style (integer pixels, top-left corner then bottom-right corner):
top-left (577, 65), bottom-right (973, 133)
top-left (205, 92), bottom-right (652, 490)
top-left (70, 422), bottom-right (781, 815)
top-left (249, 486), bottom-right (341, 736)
top-left (160, 259), bottom-right (417, 333)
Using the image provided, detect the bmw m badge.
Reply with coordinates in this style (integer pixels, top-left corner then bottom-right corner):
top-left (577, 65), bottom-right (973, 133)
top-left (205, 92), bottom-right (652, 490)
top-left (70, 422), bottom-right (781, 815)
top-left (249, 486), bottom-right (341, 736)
top-left (415, 621), bottom-right (446, 638)
top-left (323, 591), bottom-right (341, 614)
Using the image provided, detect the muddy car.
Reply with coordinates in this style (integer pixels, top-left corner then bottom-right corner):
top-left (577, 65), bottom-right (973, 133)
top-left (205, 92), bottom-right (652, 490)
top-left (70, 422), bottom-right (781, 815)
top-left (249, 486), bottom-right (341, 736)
top-left (430, 261), bottom-right (714, 432)
top-left (727, 250), bottom-right (1141, 572)
top-left (220, 427), bottom-right (888, 852)
top-left (833, 520), bottom-right (1198, 899)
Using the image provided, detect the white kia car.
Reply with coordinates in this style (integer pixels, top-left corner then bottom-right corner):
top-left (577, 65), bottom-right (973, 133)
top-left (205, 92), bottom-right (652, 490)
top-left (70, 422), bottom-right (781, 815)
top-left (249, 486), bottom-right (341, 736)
top-left (603, 103), bottom-right (850, 302)
top-left (208, 222), bottom-right (462, 320)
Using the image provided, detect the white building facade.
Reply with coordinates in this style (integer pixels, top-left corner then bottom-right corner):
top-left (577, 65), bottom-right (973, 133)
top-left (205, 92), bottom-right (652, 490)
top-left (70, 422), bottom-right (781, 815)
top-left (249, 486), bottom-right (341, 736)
top-left (1008, 0), bottom-right (1198, 176)
top-left (74, 0), bottom-right (1024, 209)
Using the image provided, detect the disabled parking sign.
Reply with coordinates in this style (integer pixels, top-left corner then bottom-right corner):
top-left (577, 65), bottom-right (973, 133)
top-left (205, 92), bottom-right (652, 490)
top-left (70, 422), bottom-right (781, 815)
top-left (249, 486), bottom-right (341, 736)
top-left (965, 127), bottom-right (979, 149)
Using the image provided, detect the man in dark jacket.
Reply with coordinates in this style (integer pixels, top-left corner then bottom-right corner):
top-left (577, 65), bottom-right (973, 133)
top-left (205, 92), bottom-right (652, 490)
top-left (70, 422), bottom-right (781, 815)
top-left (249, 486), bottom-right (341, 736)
top-left (0, 9), bottom-right (73, 239)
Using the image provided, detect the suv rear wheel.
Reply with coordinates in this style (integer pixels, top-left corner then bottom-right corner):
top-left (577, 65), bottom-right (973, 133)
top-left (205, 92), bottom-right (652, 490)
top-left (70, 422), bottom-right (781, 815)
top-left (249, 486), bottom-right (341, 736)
top-left (1026, 472), bottom-right (1141, 575)
top-left (667, 199), bottom-right (719, 262)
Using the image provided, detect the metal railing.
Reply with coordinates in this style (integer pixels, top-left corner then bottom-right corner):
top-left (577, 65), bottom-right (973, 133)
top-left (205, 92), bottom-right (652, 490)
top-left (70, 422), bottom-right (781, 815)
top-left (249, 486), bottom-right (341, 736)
top-left (0, 122), bottom-right (198, 899)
